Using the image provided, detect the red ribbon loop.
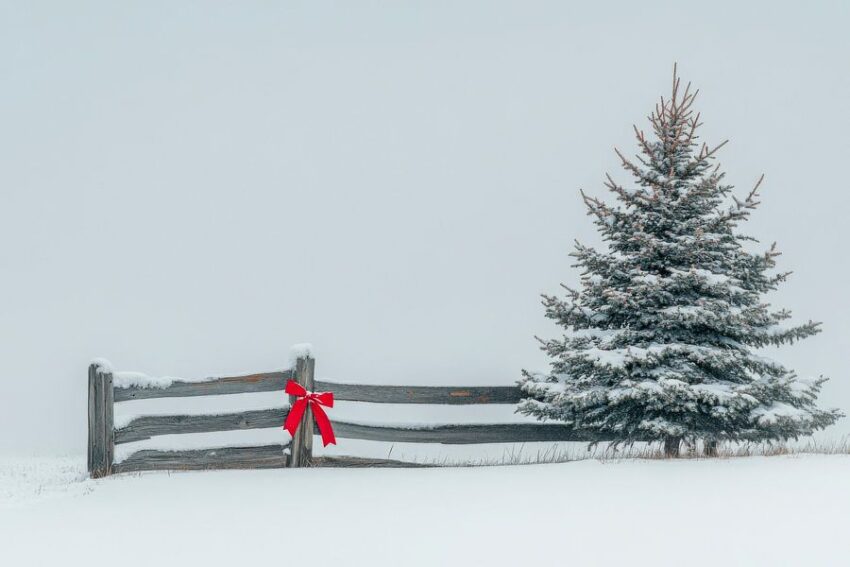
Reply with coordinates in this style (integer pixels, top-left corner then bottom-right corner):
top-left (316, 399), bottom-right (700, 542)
top-left (283, 380), bottom-right (336, 447)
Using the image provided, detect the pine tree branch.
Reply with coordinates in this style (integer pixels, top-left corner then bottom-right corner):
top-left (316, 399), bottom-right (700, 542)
top-left (605, 172), bottom-right (652, 204)
top-left (748, 173), bottom-right (765, 202)
top-left (633, 124), bottom-right (656, 159)
top-left (614, 148), bottom-right (668, 192)
top-left (698, 139), bottom-right (729, 162)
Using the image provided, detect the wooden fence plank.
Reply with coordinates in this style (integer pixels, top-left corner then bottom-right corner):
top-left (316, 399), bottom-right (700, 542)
top-left (115, 414), bottom-right (608, 447)
top-left (288, 357), bottom-right (315, 468)
top-left (113, 371), bottom-right (293, 402)
top-left (88, 363), bottom-right (114, 478)
top-left (103, 368), bottom-right (114, 475)
top-left (329, 421), bottom-right (609, 444)
top-left (314, 381), bottom-right (523, 405)
top-left (311, 456), bottom-right (430, 468)
top-left (114, 407), bottom-right (290, 444)
top-left (114, 445), bottom-right (289, 473)
top-left (87, 364), bottom-right (102, 476)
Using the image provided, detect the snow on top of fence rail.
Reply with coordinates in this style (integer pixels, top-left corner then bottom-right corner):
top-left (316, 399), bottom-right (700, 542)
top-left (113, 371), bottom-right (178, 390)
top-left (111, 368), bottom-right (292, 390)
top-left (103, 344), bottom-right (314, 390)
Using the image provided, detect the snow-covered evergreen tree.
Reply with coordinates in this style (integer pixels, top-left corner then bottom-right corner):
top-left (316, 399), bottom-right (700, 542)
top-left (519, 67), bottom-right (841, 456)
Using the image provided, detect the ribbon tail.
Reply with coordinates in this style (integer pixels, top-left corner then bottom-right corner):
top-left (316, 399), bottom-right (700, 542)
top-left (284, 398), bottom-right (308, 437)
top-left (310, 402), bottom-right (336, 446)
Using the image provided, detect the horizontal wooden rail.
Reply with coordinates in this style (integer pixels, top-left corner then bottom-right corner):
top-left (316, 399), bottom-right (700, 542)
top-left (114, 371), bottom-right (293, 402)
top-left (330, 421), bottom-right (607, 444)
top-left (114, 407), bottom-right (290, 444)
top-left (311, 456), bottom-right (429, 468)
top-left (114, 445), bottom-right (290, 473)
top-left (114, 412), bottom-right (606, 447)
top-left (315, 381), bottom-right (523, 405)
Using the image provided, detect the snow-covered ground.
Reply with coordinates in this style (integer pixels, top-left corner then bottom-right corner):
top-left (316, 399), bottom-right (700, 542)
top-left (2, 455), bottom-right (848, 566)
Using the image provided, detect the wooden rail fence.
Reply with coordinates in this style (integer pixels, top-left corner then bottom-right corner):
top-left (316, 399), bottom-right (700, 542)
top-left (87, 356), bottom-right (594, 478)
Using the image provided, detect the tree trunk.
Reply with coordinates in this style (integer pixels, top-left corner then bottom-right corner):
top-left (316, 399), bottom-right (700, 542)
top-left (704, 440), bottom-right (718, 457)
top-left (663, 436), bottom-right (681, 458)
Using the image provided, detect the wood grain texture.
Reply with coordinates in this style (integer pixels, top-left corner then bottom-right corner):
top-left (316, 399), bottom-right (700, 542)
top-left (314, 381), bottom-right (523, 405)
top-left (329, 421), bottom-right (609, 444)
top-left (311, 456), bottom-right (430, 468)
top-left (114, 407), bottom-right (290, 444)
top-left (288, 357), bottom-right (314, 468)
top-left (113, 370), bottom-right (293, 402)
top-left (86, 364), bottom-right (101, 476)
top-left (88, 363), bottom-right (114, 478)
top-left (114, 445), bottom-right (289, 473)
top-left (103, 368), bottom-right (114, 474)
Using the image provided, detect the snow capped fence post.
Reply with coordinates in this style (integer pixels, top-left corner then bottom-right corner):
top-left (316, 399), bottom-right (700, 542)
top-left (87, 362), bottom-right (114, 478)
top-left (288, 356), bottom-right (315, 467)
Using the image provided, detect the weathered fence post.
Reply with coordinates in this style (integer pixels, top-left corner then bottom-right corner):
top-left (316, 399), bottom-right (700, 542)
top-left (288, 356), bottom-right (315, 467)
top-left (87, 362), bottom-right (114, 478)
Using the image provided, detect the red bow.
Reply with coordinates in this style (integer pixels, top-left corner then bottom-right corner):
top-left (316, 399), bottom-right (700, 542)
top-left (283, 380), bottom-right (336, 447)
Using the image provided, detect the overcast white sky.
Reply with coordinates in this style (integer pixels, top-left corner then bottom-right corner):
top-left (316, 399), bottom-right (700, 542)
top-left (2, 1), bottom-right (849, 454)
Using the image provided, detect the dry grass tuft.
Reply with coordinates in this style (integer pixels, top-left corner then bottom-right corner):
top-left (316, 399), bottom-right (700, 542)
top-left (414, 437), bottom-right (850, 467)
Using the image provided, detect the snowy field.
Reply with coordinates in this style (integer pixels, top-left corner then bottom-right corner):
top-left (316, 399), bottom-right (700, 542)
top-left (2, 455), bottom-right (849, 567)
top-left (3, 3), bottom-right (850, 567)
